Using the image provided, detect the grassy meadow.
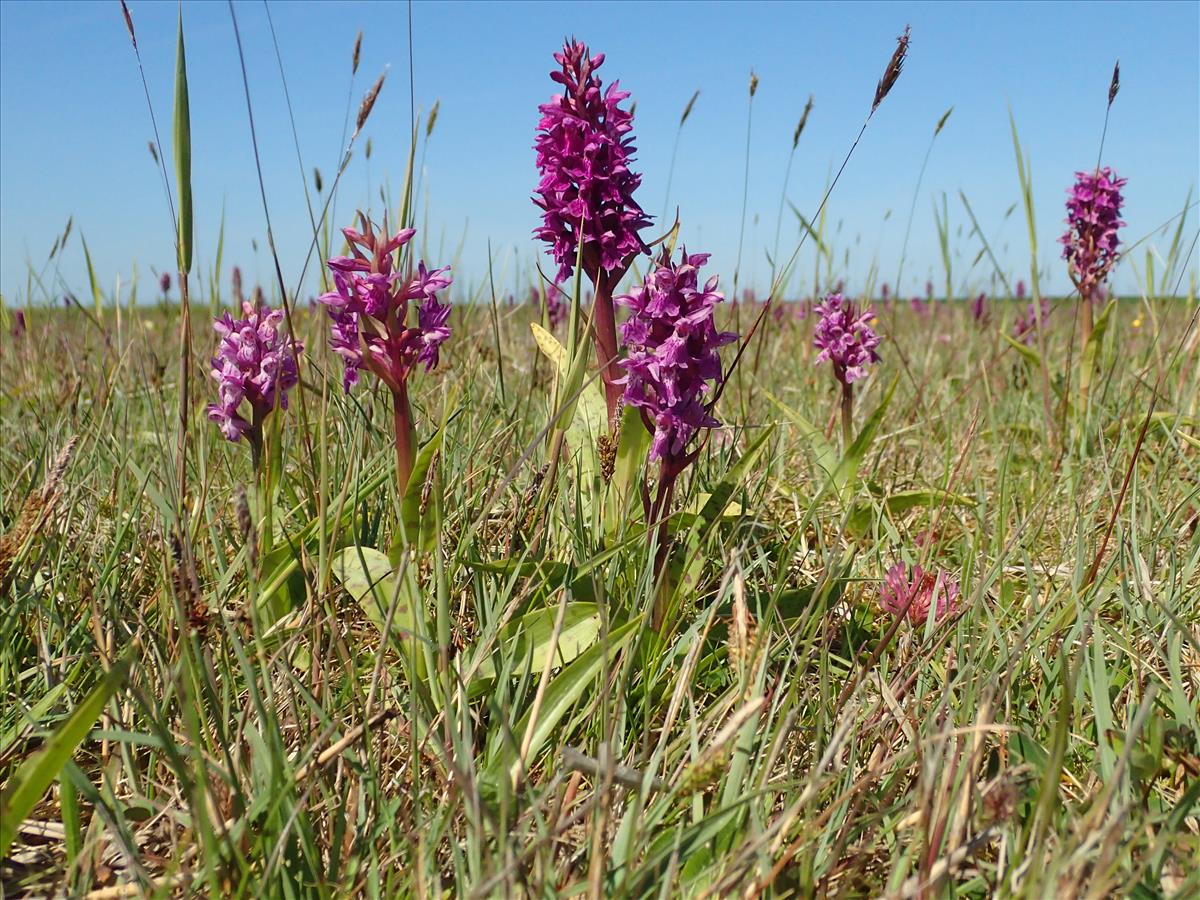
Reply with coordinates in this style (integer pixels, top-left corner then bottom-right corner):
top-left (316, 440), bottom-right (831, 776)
top-left (1, 13), bottom-right (1199, 900)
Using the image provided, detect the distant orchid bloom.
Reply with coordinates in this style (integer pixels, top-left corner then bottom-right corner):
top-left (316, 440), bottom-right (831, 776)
top-left (880, 282), bottom-right (890, 301)
top-left (1015, 279), bottom-right (1026, 301)
top-left (909, 296), bottom-right (930, 317)
top-left (1061, 167), bottom-right (1126, 304)
top-left (813, 293), bottom-right (881, 386)
top-left (11, 310), bottom-right (26, 338)
top-left (231, 266), bottom-right (244, 303)
top-left (319, 214), bottom-right (452, 395)
top-left (159, 272), bottom-right (171, 295)
top-left (538, 284), bottom-right (567, 330)
top-left (1013, 298), bottom-right (1050, 345)
top-left (971, 292), bottom-right (988, 323)
top-left (206, 301), bottom-right (302, 462)
top-left (617, 248), bottom-right (737, 466)
top-left (925, 280), bottom-right (934, 301)
top-left (880, 563), bottom-right (961, 625)
top-left (815, 293), bottom-right (881, 448)
top-left (320, 213), bottom-right (452, 491)
top-left (533, 39), bottom-right (650, 285)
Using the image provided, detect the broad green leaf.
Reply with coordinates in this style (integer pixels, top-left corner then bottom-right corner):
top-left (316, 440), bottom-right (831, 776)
top-left (487, 617), bottom-right (642, 789)
top-left (765, 388), bottom-right (838, 481)
top-left (470, 559), bottom-right (598, 602)
top-left (392, 424), bottom-right (446, 558)
top-left (606, 401), bottom-right (651, 539)
top-left (471, 602), bottom-right (602, 684)
top-left (173, 9), bottom-right (192, 274)
top-left (0, 652), bottom-right (131, 856)
top-left (80, 232), bottom-right (103, 316)
top-left (1002, 331), bottom-right (1044, 368)
top-left (1080, 298), bottom-right (1116, 397)
top-left (332, 546), bottom-right (431, 687)
top-left (833, 375), bottom-right (898, 496)
top-left (847, 487), bottom-right (975, 535)
top-left (531, 322), bottom-right (607, 477)
top-left (330, 546), bottom-right (396, 635)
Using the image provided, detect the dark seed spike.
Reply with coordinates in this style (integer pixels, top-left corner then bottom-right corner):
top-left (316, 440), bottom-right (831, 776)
top-left (1108, 60), bottom-right (1120, 106)
top-left (872, 24), bottom-right (911, 113)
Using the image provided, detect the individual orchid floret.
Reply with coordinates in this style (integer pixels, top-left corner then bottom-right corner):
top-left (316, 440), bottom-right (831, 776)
top-left (880, 563), bottom-right (961, 625)
top-left (205, 301), bottom-right (303, 461)
top-left (813, 293), bottom-right (881, 386)
top-left (1060, 167), bottom-right (1126, 303)
top-left (533, 39), bottom-right (651, 284)
top-left (160, 272), bottom-right (171, 295)
top-left (617, 248), bottom-right (737, 467)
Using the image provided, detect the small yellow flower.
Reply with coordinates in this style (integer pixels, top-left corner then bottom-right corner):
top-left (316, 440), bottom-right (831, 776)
top-left (1131, 317), bottom-right (1142, 329)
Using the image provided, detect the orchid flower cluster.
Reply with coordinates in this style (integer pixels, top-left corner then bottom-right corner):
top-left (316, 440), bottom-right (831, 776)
top-left (880, 563), bottom-right (961, 626)
top-left (813, 294), bottom-right (881, 386)
top-left (206, 301), bottom-right (303, 467)
top-left (533, 40), bottom-right (651, 284)
top-left (814, 293), bottom-right (881, 448)
top-left (319, 214), bottom-right (452, 491)
top-left (533, 39), bottom-right (652, 422)
top-left (617, 249), bottom-right (737, 471)
top-left (319, 215), bottom-right (452, 395)
top-left (1061, 167), bottom-right (1126, 304)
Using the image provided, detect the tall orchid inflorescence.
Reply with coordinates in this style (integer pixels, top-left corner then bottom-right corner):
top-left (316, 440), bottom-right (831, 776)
top-left (814, 293), bottom-right (882, 449)
top-left (618, 249), bottom-right (737, 469)
top-left (1013, 298), bottom-right (1050, 346)
top-left (617, 248), bottom-right (736, 627)
top-left (533, 38), bottom-right (651, 423)
top-left (320, 213), bottom-right (452, 491)
top-left (1061, 167), bottom-right (1125, 306)
top-left (206, 301), bottom-right (303, 470)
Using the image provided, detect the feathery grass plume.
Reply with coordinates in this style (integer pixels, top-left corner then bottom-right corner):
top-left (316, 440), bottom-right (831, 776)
top-left (147, 141), bottom-right (159, 165)
top-left (0, 438), bottom-right (78, 591)
top-left (813, 293), bottom-right (881, 447)
top-left (312, 167), bottom-right (323, 193)
top-left (680, 89), bottom-right (700, 126)
top-left (352, 30), bottom-right (363, 75)
top-left (934, 105), bottom-right (953, 136)
top-left (880, 562), bottom-right (961, 625)
top-left (793, 94), bottom-right (814, 149)
top-left (235, 485), bottom-right (256, 571)
top-left (426, 99), bottom-right (440, 138)
top-left (872, 24), bottom-right (910, 112)
top-left (533, 38), bottom-right (651, 422)
top-left (1108, 60), bottom-right (1120, 106)
top-left (749, 69), bottom-right (759, 97)
top-left (617, 247), bottom-right (736, 627)
top-left (354, 70), bottom-right (387, 137)
top-left (206, 301), bottom-right (303, 471)
top-left (320, 214), bottom-right (452, 491)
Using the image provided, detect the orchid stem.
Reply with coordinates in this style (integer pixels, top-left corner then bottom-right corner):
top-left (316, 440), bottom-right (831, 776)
top-left (393, 382), bottom-right (415, 495)
top-left (841, 381), bottom-right (854, 451)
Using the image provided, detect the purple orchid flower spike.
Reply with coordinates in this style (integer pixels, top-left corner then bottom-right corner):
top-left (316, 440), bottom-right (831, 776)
top-left (616, 247), bottom-right (737, 629)
top-left (533, 38), bottom-right (652, 424)
top-left (1061, 166), bottom-right (1125, 348)
top-left (319, 212), bottom-right (453, 492)
top-left (206, 301), bottom-right (303, 470)
top-left (813, 292), bottom-right (882, 448)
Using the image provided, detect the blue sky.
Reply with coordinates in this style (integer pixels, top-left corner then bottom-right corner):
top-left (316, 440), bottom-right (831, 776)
top-left (1, 0), bottom-right (1197, 304)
